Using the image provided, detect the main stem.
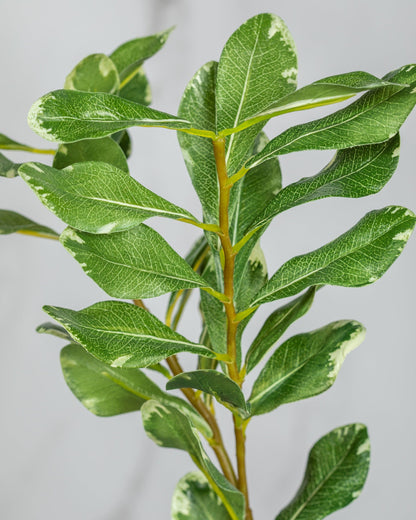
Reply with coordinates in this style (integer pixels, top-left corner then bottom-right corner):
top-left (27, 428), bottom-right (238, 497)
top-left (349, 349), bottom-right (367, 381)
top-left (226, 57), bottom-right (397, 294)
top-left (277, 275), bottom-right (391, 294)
top-left (213, 137), bottom-right (253, 520)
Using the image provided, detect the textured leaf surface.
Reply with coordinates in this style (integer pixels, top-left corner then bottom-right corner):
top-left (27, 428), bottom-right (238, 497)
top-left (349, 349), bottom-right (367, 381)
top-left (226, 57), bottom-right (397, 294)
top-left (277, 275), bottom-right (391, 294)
top-left (249, 134), bottom-right (401, 231)
top-left (275, 424), bottom-right (370, 520)
top-left (172, 471), bottom-right (231, 520)
top-left (247, 64), bottom-right (416, 169)
top-left (245, 287), bottom-right (316, 373)
top-left (241, 71), bottom-right (405, 128)
top-left (178, 62), bottom-right (219, 223)
top-left (252, 206), bottom-right (416, 305)
top-left (19, 161), bottom-right (196, 233)
top-left (60, 225), bottom-right (210, 299)
top-left (60, 344), bottom-right (211, 436)
top-left (249, 320), bottom-right (365, 415)
top-left (53, 137), bottom-right (129, 172)
top-left (43, 301), bottom-right (217, 368)
top-left (0, 209), bottom-right (58, 238)
top-left (28, 89), bottom-right (193, 143)
top-left (0, 152), bottom-right (20, 178)
top-left (216, 13), bottom-right (297, 176)
top-left (167, 370), bottom-right (248, 416)
top-left (64, 54), bottom-right (120, 94)
top-left (142, 401), bottom-right (245, 520)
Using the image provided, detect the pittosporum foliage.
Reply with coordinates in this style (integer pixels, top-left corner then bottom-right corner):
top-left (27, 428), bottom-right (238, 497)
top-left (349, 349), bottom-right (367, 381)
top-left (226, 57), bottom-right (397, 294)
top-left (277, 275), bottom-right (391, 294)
top-left (2, 13), bottom-right (415, 520)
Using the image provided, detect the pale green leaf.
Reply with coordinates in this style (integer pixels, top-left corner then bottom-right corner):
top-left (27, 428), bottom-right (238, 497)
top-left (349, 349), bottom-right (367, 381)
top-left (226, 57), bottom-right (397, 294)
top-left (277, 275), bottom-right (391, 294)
top-left (245, 287), bottom-right (316, 374)
top-left (178, 61), bottom-right (219, 223)
top-left (53, 137), bottom-right (129, 172)
top-left (19, 161), bottom-right (197, 233)
top-left (60, 225), bottom-right (210, 299)
top-left (249, 320), bottom-right (365, 415)
top-left (43, 301), bottom-right (218, 368)
top-left (0, 152), bottom-right (21, 178)
top-left (64, 54), bottom-right (120, 94)
top-left (28, 89), bottom-right (194, 143)
top-left (167, 370), bottom-right (248, 416)
top-left (216, 13), bottom-right (297, 176)
top-left (252, 206), bottom-right (416, 306)
top-left (247, 64), bottom-right (416, 169)
top-left (60, 344), bottom-right (211, 436)
top-left (249, 134), bottom-right (401, 232)
top-left (172, 471), bottom-right (231, 520)
top-left (238, 71), bottom-right (406, 131)
top-left (0, 209), bottom-right (58, 238)
top-left (142, 400), bottom-right (245, 520)
top-left (275, 424), bottom-right (370, 520)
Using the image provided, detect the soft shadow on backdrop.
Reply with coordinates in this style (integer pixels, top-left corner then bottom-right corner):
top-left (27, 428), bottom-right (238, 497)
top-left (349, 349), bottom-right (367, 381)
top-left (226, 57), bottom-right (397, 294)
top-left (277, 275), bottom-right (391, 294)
top-left (0, 1), bottom-right (415, 519)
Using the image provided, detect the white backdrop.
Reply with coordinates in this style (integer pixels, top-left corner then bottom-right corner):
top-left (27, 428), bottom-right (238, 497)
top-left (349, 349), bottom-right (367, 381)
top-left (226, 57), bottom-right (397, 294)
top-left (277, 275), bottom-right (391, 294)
top-left (1, 1), bottom-right (415, 518)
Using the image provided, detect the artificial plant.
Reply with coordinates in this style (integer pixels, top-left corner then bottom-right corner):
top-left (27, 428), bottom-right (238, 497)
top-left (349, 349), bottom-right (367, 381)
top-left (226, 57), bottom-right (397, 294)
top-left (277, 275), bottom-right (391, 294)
top-left (1, 13), bottom-right (416, 520)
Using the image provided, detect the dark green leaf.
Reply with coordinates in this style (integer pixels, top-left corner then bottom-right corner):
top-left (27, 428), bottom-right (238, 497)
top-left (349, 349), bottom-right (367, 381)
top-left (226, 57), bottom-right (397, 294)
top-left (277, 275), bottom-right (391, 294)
top-left (142, 400), bottom-right (245, 520)
top-left (28, 89), bottom-right (195, 143)
top-left (37, 322), bottom-right (73, 341)
top-left (172, 471), bottom-right (231, 520)
top-left (0, 209), bottom-right (58, 238)
top-left (249, 320), bottom-right (365, 415)
top-left (245, 287), bottom-right (316, 374)
top-left (247, 64), bottom-right (416, 169)
top-left (275, 424), bottom-right (370, 520)
top-left (249, 135), bottom-right (401, 231)
top-left (19, 161), bottom-right (197, 233)
top-left (53, 137), bottom-right (129, 172)
top-left (118, 66), bottom-right (151, 105)
top-left (0, 152), bottom-right (21, 178)
top-left (43, 301), bottom-right (219, 368)
top-left (252, 206), bottom-right (416, 305)
top-left (167, 370), bottom-right (248, 416)
top-left (112, 130), bottom-right (132, 158)
top-left (216, 13), bottom-right (297, 176)
top-left (64, 54), bottom-right (120, 94)
top-left (60, 225), bottom-right (210, 299)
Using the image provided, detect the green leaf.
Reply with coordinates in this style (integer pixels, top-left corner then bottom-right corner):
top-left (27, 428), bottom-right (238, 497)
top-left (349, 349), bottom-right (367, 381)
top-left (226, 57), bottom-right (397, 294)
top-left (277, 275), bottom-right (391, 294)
top-left (110, 27), bottom-right (173, 83)
top-left (234, 241), bottom-right (268, 313)
top-left (245, 287), bottom-right (316, 374)
top-left (275, 423), bottom-right (370, 520)
top-left (167, 370), bottom-right (248, 417)
top-left (60, 225), bottom-right (210, 299)
top-left (178, 62), bottom-right (219, 224)
top-left (0, 209), bottom-right (58, 238)
top-left (252, 206), bottom-right (416, 306)
top-left (0, 133), bottom-right (53, 154)
top-left (142, 400), bottom-right (245, 520)
top-left (43, 301), bottom-right (218, 368)
top-left (37, 322), bottom-right (73, 341)
top-left (112, 130), bottom-right (132, 158)
top-left (64, 54), bottom-right (120, 94)
top-left (172, 471), bottom-right (232, 520)
top-left (53, 137), bottom-right (129, 173)
top-left (60, 344), bottom-right (211, 437)
top-left (28, 89), bottom-right (196, 143)
top-left (19, 161), bottom-right (197, 233)
top-left (0, 152), bottom-right (21, 178)
top-left (237, 71), bottom-right (406, 131)
top-left (216, 13), bottom-right (297, 176)
top-left (247, 64), bottom-right (416, 169)
top-left (249, 134), bottom-right (401, 231)
top-left (249, 320), bottom-right (365, 415)
top-left (118, 66), bottom-right (151, 105)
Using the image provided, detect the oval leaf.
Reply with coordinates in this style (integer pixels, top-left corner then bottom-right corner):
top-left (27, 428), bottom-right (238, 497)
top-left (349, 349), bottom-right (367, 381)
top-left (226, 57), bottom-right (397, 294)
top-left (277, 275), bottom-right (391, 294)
top-left (60, 225), bottom-right (210, 299)
top-left (19, 161), bottom-right (197, 233)
top-left (64, 54), bottom-right (120, 94)
top-left (142, 400), bottom-right (245, 520)
top-left (172, 471), bottom-right (231, 520)
top-left (27, 89), bottom-right (194, 143)
top-left (275, 424), bottom-right (370, 520)
top-left (249, 320), bottom-right (365, 415)
top-left (167, 370), bottom-right (248, 416)
top-left (0, 209), bottom-right (58, 238)
top-left (245, 287), bottom-right (316, 374)
top-left (43, 301), bottom-right (218, 368)
top-left (251, 206), bottom-right (416, 305)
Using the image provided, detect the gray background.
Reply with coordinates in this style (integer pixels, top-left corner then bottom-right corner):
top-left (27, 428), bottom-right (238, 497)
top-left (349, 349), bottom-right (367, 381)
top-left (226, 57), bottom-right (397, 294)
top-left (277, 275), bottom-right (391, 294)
top-left (1, 0), bottom-right (415, 518)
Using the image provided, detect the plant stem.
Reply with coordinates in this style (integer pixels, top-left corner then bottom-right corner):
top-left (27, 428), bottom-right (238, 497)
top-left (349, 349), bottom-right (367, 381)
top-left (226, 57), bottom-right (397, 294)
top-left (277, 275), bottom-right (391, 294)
top-left (212, 136), bottom-right (253, 520)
